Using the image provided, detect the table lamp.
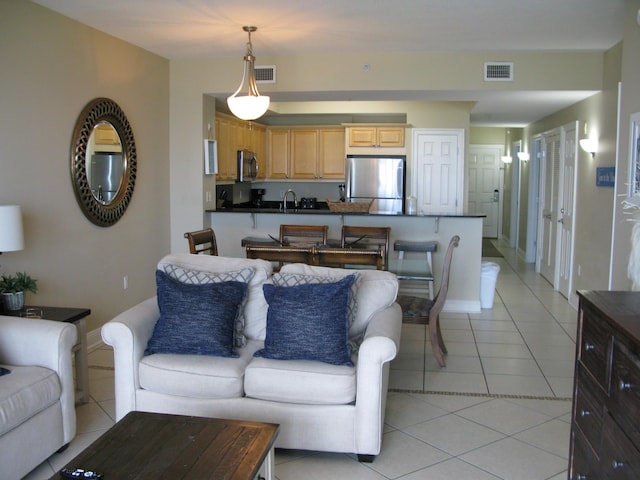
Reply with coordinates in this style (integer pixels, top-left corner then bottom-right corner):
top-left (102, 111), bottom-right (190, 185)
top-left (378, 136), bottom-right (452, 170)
top-left (0, 205), bottom-right (24, 254)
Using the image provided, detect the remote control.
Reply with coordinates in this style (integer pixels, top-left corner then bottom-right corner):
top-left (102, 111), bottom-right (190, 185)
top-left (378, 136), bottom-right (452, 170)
top-left (59, 468), bottom-right (103, 479)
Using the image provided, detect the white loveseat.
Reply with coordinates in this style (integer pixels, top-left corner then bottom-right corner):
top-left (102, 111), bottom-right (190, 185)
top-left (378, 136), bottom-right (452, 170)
top-left (0, 315), bottom-right (77, 479)
top-left (101, 253), bottom-right (401, 461)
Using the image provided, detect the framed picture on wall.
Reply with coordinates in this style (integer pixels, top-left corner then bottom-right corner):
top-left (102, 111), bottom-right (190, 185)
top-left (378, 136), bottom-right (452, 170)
top-left (204, 139), bottom-right (218, 175)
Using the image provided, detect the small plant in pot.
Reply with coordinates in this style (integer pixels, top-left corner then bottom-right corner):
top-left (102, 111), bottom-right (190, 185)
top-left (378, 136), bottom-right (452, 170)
top-left (0, 272), bottom-right (38, 311)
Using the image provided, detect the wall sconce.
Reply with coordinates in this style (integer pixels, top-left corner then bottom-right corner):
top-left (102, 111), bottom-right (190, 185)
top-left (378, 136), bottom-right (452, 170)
top-left (579, 138), bottom-right (598, 158)
top-left (501, 155), bottom-right (513, 164)
top-left (0, 205), bottom-right (24, 254)
top-left (517, 152), bottom-right (530, 162)
top-left (227, 26), bottom-right (270, 121)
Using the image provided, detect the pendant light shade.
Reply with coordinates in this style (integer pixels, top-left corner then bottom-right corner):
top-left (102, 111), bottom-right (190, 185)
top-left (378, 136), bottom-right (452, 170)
top-left (227, 26), bottom-right (270, 121)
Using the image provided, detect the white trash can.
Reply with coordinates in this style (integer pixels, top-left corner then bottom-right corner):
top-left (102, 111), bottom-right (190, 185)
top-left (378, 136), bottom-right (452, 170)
top-left (480, 261), bottom-right (500, 308)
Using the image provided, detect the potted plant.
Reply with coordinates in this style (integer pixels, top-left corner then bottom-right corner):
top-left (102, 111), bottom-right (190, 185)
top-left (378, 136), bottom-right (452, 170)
top-left (0, 272), bottom-right (38, 311)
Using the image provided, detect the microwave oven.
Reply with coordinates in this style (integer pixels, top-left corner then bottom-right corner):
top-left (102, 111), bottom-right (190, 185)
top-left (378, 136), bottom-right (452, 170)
top-left (237, 150), bottom-right (258, 182)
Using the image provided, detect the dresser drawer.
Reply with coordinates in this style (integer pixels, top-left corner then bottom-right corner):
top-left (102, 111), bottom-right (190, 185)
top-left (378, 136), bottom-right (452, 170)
top-left (601, 413), bottom-right (640, 480)
top-left (574, 364), bottom-right (604, 453)
top-left (611, 341), bottom-right (640, 450)
top-left (580, 307), bottom-right (613, 392)
top-left (570, 429), bottom-right (600, 480)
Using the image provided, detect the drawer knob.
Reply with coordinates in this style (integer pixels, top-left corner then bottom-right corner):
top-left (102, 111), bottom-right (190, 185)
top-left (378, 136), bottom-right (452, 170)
top-left (579, 409), bottom-right (591, 417)
top-left (612, 460), bottom-right (625, 469)
top-left (584, 342), bottom-right (595, 351)
top-left (619, 379), bottom-right (634, 391)
top-left (576, 475), bottom-right (587, 480)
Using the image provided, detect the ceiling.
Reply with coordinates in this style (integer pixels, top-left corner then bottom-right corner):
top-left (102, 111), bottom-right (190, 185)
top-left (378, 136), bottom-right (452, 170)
top-left (33, 0), bottom-right (626, 126)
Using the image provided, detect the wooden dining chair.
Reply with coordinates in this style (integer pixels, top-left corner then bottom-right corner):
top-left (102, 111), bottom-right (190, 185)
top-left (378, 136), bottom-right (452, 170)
top-left (397, 235), bottom-right (460, 368)
top-left (341, 226), bottom-right (390, 270)
top-left (184, 228), bottom-right (218, 256)
top-left (279, 224), bottom-right (328, 246)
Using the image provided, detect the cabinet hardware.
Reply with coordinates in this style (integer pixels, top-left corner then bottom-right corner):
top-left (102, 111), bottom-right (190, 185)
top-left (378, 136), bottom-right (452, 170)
top-left (584, 342), bottom-right (595, 351)
top-left (576, 475), bottom-right (587, 480)
top-left (612, 459), bottom-right (625, 469)
top-left (579, 409), bottom-right (591, 417)
top-left (619, 379), bottom-right (634, 390)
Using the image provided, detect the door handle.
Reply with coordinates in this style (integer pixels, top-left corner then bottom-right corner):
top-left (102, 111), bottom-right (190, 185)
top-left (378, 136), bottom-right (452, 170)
top-left (493, 189), bottom-right (499, 202)
top-left (558, 218), bottom-right (564, 224)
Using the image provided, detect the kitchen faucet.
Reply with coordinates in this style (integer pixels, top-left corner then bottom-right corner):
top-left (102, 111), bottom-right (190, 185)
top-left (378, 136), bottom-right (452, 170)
top-left (282, 189), bottom-right (298, 212)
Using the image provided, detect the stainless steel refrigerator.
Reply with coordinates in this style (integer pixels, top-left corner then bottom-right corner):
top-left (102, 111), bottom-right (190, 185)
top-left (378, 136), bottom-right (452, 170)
top-left (345, 155), bottom-right (405, 214)
top-left (90, 152), bottom-right (123, 203)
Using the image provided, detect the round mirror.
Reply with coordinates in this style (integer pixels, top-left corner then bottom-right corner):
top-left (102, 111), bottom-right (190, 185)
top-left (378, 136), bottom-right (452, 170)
top-left (70, 98), bottom-right (136, 226)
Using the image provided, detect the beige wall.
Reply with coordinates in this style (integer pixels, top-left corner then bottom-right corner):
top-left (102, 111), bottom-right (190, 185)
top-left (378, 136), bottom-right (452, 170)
top-left (612, 0), bottom-right (640, 289)
top-left (0, 1), bottom-right (170, 334)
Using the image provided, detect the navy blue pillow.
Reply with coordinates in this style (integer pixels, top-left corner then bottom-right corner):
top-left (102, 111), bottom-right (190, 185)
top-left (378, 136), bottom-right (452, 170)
top-left (145, 270), bottom-right (248, 357)
top-left (254, 274), bottom-right (356, 366)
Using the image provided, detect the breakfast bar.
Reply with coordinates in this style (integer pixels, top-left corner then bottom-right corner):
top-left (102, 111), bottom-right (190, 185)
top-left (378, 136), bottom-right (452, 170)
top-left (207, 207), bottom-right (484, 312)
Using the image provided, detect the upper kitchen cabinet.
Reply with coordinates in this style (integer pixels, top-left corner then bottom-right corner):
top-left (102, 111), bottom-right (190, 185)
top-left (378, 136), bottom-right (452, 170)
top-left (215, 112), bottom-right (266, 181)
top-left (267, 128), bottom-right (290, 179)
top-left (347, 125), bottom-right (405, 148)
top-left (267, 127), bottom-right (345, 180)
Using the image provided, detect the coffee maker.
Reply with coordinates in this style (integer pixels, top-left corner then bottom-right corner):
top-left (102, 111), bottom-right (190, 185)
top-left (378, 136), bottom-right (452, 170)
top-left (251, 188), bottom-right (265, 207)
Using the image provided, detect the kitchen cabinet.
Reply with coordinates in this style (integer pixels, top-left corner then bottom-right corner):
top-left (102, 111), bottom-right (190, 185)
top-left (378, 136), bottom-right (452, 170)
top-left (348, 126), bottom-right (405, 148)
top-left (267, 128), bottom-right (290, 179)
top-left (215, 113), bottom-right (266, 181)
top-left (569, 291), bottom-right (640, 480)
top-left (267, 127), bottom-right (345, 180)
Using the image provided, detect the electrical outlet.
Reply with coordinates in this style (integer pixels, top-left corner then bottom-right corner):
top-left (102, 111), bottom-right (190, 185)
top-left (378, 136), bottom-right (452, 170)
top-left (205, 191), bottom-right (212, 202)
top-left (123, 275), bottom-right (129, 290)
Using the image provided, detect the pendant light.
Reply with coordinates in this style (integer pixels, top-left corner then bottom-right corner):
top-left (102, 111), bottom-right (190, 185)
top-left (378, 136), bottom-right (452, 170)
top-left (227, 26), bottom-right (270, 121)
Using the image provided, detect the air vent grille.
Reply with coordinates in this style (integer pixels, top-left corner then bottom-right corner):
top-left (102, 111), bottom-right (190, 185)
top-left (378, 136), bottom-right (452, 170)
top-left (484, 62), bottom-right (513, 81)
top-left (255, 65), bottom-right (276, 83)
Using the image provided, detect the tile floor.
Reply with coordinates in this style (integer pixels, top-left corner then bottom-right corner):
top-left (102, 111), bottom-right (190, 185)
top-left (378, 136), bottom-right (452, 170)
top-left (24, 240), bottom-right (577, 480)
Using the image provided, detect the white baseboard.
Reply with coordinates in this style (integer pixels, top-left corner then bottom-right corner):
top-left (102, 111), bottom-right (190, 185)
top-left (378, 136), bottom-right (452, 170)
top-left (87, 328), bottom-right (104, 352)
top-left (443, 299), bottom-right (481, 313)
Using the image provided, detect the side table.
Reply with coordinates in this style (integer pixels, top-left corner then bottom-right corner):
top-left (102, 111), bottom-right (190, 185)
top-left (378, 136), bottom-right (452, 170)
top-left (5, 305), bottom-right (91, 404)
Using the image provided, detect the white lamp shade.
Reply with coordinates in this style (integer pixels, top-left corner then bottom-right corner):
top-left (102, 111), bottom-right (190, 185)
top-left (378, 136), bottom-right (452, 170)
top-left (501, 155), bottom-right (513, 164)
top-left (227, 95), bottom-right (270, 121)
top-left (0, 205), bottom-right (24, 252)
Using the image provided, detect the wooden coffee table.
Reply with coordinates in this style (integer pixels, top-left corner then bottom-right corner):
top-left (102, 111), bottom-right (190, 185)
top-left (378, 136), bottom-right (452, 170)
top-left (49, 412), bottom-right (279, 480)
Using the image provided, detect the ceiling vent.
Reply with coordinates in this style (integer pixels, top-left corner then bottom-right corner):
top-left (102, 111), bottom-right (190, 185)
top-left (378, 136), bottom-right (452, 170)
top-left (255, 65), bottom-right (276, 84)
top-left (484, 62), bottom-right (513, 81)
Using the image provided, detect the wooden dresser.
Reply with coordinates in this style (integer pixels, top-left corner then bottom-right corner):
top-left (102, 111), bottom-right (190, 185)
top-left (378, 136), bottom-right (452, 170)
top-left (570, 291), bottom-right (640, 479)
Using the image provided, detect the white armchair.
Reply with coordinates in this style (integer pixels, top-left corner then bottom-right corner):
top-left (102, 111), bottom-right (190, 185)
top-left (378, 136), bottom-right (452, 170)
top-left (0, 315), bottom-right (77, 479)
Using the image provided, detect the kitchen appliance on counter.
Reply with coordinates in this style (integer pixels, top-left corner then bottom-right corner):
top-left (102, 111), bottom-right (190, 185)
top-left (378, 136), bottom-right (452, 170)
top-left (251, 188), bottom-right (266, 207)
top-left (345, 155), bottom-right (405, 214)
top-left (300, 197), bottom-right (317, 209)
top-left (237, 149), bottom-right (257, 182)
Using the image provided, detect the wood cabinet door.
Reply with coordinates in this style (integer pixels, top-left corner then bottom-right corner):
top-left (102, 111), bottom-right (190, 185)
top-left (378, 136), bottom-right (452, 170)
top-left (267, 129), bottom-right (290, 178)
top-left (349, 127), bottom-right (377, 147)
top-left (377, 127), bottom-right (405, 147)
top-left (215, 117), bottom-right (235, 181)
top-left (290, 129), bottom-right (318, 179)
top-left (319, 128), bottom-right (345, 179)
top-left (251, 125), bottom-right (267, 179)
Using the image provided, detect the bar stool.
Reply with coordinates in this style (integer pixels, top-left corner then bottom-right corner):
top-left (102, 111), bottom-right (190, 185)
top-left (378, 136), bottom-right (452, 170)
top-left (393, 240), bottom-right (438, 298)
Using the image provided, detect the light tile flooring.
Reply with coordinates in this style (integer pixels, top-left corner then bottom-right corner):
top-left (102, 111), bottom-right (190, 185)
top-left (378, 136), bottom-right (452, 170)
top-left (24, 241), bottom-right (577, 480)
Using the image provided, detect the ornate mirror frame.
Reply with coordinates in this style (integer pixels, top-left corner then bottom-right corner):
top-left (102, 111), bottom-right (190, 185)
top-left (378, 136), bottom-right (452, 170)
top-left (70, 98), bottom-right (137, 227)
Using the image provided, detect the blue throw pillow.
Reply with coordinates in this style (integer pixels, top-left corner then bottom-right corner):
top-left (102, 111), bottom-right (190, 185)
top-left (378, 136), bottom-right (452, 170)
top-left (145, 270), bottom-right (248, 357)
top-left (254, 274), bottom-right (356, 366)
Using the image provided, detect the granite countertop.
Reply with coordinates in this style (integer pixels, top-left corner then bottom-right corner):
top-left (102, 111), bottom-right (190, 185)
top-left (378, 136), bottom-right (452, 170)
top-left (208, 201), bottom-right (485, 218)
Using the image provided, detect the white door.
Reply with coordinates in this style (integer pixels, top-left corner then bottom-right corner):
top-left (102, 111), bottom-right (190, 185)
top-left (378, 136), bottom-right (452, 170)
top-left (413, 129), bottom-right (464, 214)
top-left (557, 123), bottom-right (578, 299)
top-left (538, 131), bottom-right (561, 284)
top-left (468, 145), bottom-right (502, 237)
